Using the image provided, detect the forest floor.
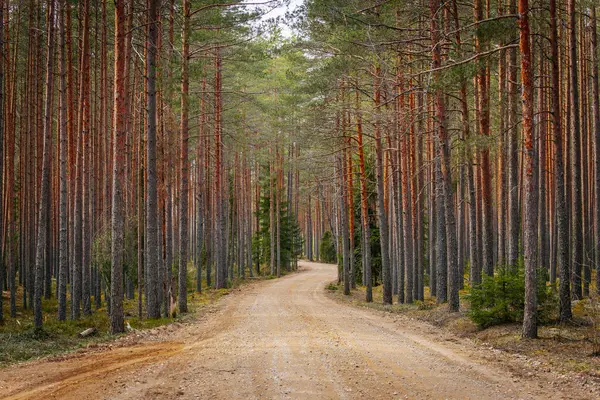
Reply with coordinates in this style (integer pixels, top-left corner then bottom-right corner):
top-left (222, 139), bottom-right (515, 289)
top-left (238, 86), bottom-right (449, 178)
top-left (0, 261), bottom-right (598, 400)
top-left (0, 278), bottom-right (239, 367)
top-left (327, 278), bottom-right (600, 388)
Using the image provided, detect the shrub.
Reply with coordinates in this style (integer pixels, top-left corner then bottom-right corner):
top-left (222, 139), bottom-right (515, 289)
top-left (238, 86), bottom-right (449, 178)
top-left (465, 265), bottom-right (549, 328)
top-left (319, 231), bottom-right (337, 263)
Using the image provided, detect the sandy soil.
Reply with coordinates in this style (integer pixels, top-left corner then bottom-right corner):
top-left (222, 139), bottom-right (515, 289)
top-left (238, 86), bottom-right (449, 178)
top-left (0, 261), bottom-right (596, 399)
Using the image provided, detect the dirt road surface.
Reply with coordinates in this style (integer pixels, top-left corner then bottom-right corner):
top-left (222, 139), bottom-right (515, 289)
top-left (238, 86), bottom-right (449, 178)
top-left (0, 262), bottom-right (595, 399)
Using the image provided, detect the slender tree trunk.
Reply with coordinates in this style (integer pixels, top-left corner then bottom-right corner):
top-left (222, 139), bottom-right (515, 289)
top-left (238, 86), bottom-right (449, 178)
top-left (33, 0), bottom-right (55, 329)
top-left (80, 0), bottom-right (91, 317)
top-left (507, 0), bottom-right (520, 269)
top-left (592, 7), bottom-right (600, 296)
top-left (110, 0), bottom-right (127, 334)
top-left (550, 0), bottom-right (571, 321)
top-left (475, 0), bottom-right (494, 278)
top-left (374, 67), bottom-right (392, 305)
top-left (569, 0), bottom-right (583, 300)
top-left (178, 0), bottom-right (190, 311)
top-left (340, 151), bottom-right (350, 296)
top-left (57, 0), bottom-right (68, 321)
top-left (431, 0), bottom-right (459, 311)
top-left (520, 0), bottom-right (538, 339)
top-left (145, 0), bottom-right (160, 319)
top-left (356, 88), bottom-right (372, 302)
top-left (0, 0), bottom-right (4, 324)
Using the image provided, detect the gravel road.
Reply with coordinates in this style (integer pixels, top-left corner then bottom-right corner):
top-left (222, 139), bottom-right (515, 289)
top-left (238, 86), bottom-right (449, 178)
top-left (0, 261), bottom-right (593, 399)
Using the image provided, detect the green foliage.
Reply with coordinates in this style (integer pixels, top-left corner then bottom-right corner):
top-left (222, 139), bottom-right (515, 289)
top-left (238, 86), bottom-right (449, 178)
top-left (252, 167), bottom-right (303, 270)
top-left (92, 218), bottom-right (140, 290)
top-left (319, 231), bottom-right (337, 263)
top-left (465, 265), bottom-right (550, 328)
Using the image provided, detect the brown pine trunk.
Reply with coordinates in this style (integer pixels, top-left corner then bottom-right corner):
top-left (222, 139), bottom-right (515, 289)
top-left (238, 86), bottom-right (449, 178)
top-left (592, 7), bottom-right (600, 296)
top-left (520, 0), bottom-right (538, 339)
top-left (474, 0), bottom-right (494, 278)
top-left (0, 0), bottom-right (4, 324)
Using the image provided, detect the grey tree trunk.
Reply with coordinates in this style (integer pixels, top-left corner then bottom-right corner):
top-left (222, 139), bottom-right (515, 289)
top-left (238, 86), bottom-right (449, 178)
top-left (57, 0), bottom-right (69, 321)
top-left (507, 0), bottom-right (520, 270)
top-left (80, 0), bottom-right (91, 317)
top-left (395, 133), bottom-right (405, 303)
top-left (178, 0), bottom-right (190, 312)
top-left (550, 0), bottom-right (571, 321)
top-left (431, 0), bottom-right (458, 311)
top-left (402, 136), bottom-right (414, 304)
top-left (110, 0), bottom-right (127, 334)
top-left (165, 184), bottom-right (174, 317)
top-left (340, 153), bottom-right (350, 296)
top-left (270, 159), bottom-right (275, 275)
top-left (520, 0), bottom-right (538, 339)
top-left (374, 70), bottom-right (392, 305)
top-left (145, 0), bottom-right (161, 319)
top-left (435, 143), bottom-right (447, 303)
top-left (569, 0), bottom-right (583, 300)
top-left (33, 0), bottom-right (55, 329)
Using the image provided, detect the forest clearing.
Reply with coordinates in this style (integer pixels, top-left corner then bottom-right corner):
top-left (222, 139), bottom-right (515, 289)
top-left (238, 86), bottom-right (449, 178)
top-left (2, 0), bottom-right (600, 398)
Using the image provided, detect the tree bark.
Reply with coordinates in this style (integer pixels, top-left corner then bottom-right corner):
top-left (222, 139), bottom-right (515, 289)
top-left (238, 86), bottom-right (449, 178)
top-left (374, 67), bottom-right (392, 305)
top-left (356, 87), bottom-right (372, 302)
top-left (111, 0), bottom-right (127, 334)
top-left (520, 0), bottom-right (539, 339)
top-left (592, 7), bottom-right (600, 296)
top-left (33, 0), bottom-right (55, 329)
top-left (178, 0), bottom-right (190, 311)
top-left (569, 0), bottom-right (583, 300)
top-left (550, 0), bottom-right (571, 321)
top-left (57, 0), bottom-right (68, 322)
top-left (145, 0), bottom-right (161, 319)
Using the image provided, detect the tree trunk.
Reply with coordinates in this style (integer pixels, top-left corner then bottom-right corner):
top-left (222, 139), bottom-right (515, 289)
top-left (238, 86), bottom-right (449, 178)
top-left (178, 0), bottom-right (190, 311)
top-left (592, 7), bottom-right (600, 296)
top-left (57, 0), bottom-right (68, 322)
top-left (475, 0), bottom-right (494, 278)
top-left (145, 0), bottom-right (160, 319)
top-left (33, 0), bottom-right (55, 329)
top-left (356, 88), bottom-right (372, 302)
top-left (110, 0), bottom-right (127, 334)
top-left (520, 0), bottom-right (539, 339)
top-left (507, 0), bottom-right (520, 270)
top-left (569, 0), bottom-right (583, 300)
top-left (549, 0), bottom-right (571, 321)
top-left (431, 0), bottom-right (459, 311)
top-left (374, 67), bottom-right (392, 305)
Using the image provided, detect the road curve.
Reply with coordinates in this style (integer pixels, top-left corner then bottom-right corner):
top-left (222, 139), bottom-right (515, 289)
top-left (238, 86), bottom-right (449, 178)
top-left (0, 262), bottom-right (587, 399)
